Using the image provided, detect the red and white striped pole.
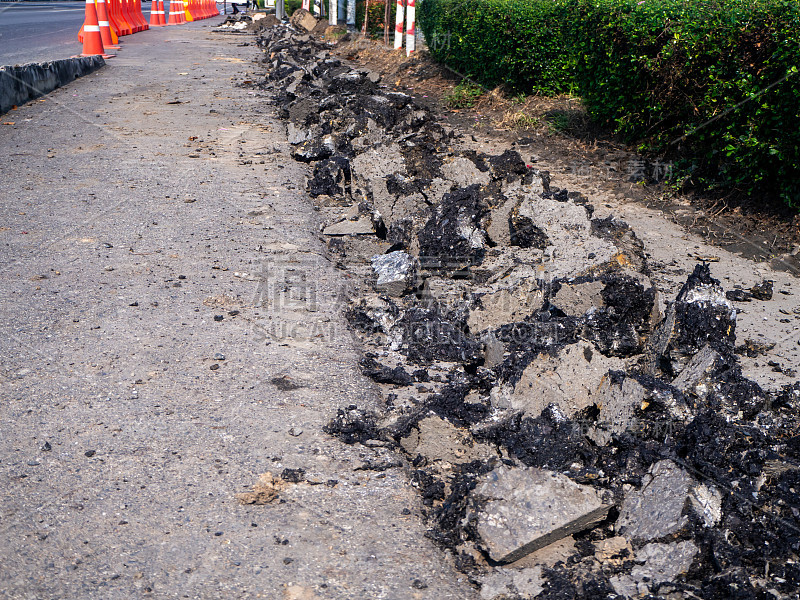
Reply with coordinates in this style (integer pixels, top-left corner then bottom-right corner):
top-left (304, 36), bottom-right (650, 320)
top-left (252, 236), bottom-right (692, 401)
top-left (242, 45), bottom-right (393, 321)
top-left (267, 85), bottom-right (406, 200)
top-left (405, 0), bottom-right (414, 55)
top-left (393, 0), bottom-right (403, 49)
top-left (302, 0), bottom-right (309, 10)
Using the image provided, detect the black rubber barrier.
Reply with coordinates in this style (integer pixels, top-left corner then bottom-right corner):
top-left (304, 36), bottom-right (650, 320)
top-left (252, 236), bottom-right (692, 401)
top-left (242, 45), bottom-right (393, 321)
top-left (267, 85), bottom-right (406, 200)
top-left (0, 55), bottom-right (105, 115)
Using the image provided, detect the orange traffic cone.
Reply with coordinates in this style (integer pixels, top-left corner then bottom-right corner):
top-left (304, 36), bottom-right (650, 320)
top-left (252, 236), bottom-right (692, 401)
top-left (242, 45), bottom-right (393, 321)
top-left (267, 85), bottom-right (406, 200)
top-left (149, 0), bottom-right (165, 25)
top-left (158, 0), bottom-right (167, 24)
top-left (97, 0), bottom-right (121, 49)
top-left (166, 0), bottom-right (176, 24)
top-left (167, 0), bottom-right (183, 24)
top-left (79, 0), bottom-right (115, 57)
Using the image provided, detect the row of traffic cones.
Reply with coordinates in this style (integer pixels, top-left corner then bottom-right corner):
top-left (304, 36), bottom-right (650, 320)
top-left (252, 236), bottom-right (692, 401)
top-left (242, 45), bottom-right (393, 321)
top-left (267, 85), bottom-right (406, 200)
top-left (79, 0), bottom-right (219, 57)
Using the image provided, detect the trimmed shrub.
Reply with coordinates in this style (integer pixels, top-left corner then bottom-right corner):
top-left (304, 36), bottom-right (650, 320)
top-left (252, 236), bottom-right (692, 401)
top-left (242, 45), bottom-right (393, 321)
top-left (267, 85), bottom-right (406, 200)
top-left (419, 0), bottom-right (800, 207)
top-left (419, 0), bottom-right (580, 94)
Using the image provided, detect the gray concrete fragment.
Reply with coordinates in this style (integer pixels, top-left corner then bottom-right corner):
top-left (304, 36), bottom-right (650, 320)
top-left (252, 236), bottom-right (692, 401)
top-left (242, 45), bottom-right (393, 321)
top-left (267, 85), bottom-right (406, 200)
top-left (485, 194), bottom-right (517, 247)
top-left (350, 143), bottom-right (408, 222)
top-left (289, 8), bottom-right (318, 31)
top-left (399, 416), bottom-right (495, 464)
top-left (551, 280), bottom-right (605, 317)
top-left (617, 459), bottom-right (693, 542)
top-left (671, 343), bottom-right (725, 399)
top-left (512, 194), bottom-right (617, 279)
top-left (631, 540), bottom-right (698, 585)
top-left (468, 280), bottom-right (544, 333)
top-left (587, 374), bottom-right (647, 446)
top-left (471, 466), bottom-right (610, 563)
top-left (479, 567), bottom-right (544, 600)
top-left (505, 341), bottom-right (626, 418)
top-left (287, 122), bottom-right (312, 145)
top-left (609, 574), bottom-right (646, 598)
top-left (371, 251), bottom-right (417, 297)
top-left (323, 217), bottom-right (374, 236)
top-left (440, 156), bottom-right (490, 190)
top-left (481, 332), bottom-right (505, 368)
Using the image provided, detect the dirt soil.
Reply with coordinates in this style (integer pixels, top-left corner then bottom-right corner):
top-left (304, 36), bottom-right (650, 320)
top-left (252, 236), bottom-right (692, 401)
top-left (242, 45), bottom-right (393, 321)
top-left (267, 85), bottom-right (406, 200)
top-left (332, 37), bottom-right (800, 274)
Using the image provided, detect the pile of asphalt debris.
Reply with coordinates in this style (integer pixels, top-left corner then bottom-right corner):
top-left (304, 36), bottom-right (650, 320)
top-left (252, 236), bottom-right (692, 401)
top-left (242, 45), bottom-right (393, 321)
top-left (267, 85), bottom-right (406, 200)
top-left (255, 22), bottom-right (800, 599)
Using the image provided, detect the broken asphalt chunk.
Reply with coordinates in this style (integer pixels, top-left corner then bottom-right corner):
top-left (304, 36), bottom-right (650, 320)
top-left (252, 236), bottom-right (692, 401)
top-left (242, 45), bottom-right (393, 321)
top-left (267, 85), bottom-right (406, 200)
top-left (469, 466), bottom-right (610, 564)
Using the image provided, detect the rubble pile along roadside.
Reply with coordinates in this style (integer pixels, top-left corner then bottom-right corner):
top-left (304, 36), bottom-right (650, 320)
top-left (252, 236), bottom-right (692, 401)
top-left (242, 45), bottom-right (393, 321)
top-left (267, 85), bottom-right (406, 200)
top-left (253, 19), bottom-right (800, 600)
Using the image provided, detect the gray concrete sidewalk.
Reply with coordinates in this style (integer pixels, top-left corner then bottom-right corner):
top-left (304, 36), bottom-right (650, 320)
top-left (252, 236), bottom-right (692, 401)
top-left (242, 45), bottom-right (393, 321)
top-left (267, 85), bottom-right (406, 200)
top-left (0, 22), bottom-right (477, 599)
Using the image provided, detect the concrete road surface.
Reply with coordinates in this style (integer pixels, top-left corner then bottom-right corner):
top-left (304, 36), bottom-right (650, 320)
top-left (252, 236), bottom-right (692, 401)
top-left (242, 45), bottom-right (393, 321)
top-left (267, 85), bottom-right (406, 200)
top-left (0, 20), bottom-right (477, 600)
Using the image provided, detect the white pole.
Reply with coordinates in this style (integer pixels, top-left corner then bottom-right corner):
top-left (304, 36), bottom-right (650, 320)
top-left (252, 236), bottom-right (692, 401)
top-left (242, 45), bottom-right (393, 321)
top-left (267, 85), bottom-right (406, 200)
top-left (329, 0), bottom-right (336, 24)
top-left (393, 0), bottom-right (404, 49)
top-left (405, 0), bottom-right (415, 55)
top-left (346, 0), bottom-right (355, 27)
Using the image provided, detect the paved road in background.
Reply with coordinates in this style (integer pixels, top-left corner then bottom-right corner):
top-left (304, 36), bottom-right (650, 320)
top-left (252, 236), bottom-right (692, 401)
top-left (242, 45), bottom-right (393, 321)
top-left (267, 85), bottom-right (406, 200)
top-left (0, 1), bottom-right (232, 66)
top-left (0, 1), bottom-right (90, 65)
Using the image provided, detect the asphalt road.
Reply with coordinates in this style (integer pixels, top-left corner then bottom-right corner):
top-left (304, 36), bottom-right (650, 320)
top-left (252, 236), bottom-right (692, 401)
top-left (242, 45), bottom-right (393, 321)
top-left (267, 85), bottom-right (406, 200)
top-left (0, 1), bottom-right (236, 66)
top-left (0, 1), bottom-right (91, 65)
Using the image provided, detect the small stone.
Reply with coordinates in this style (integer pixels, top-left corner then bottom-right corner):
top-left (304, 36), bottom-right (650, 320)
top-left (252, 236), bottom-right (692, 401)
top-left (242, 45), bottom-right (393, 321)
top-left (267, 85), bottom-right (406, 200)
top-left (85, 450), bottom-right (96, 457)
top-left (213, 315), bottom-right (224, 322)
top-left (104, 266), bottom-right (114, 272)
top-left (210, 364), bottom-right (220, 371)
top-left (237, 472), bottom-right (286, 505)
top-left (213, 353), bottom-right (226, 361)
top-left (411, 579), bottom-right (427, 590)
top-left (214, 531), bottom-right (223, 537)
top-left (750, 279), bottom-right (773, 300)
top-left (689, 482), bottom-right (722, 527)
top-left (283, 557), bottom-right (294, 565)
top-left (371, 251), bottom-right (417, 297)
top-left (726, 289), bottom-right (752, 302)
top-left (41, 441), bottom-right (52, 452)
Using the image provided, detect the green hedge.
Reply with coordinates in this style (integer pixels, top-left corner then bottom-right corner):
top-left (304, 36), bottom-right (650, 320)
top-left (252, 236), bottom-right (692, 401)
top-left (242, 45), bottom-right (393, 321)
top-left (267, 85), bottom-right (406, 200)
top-left (419, 0), bottom-right (800, 207)
top-left (419, 0), bottom-right (580, 94)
